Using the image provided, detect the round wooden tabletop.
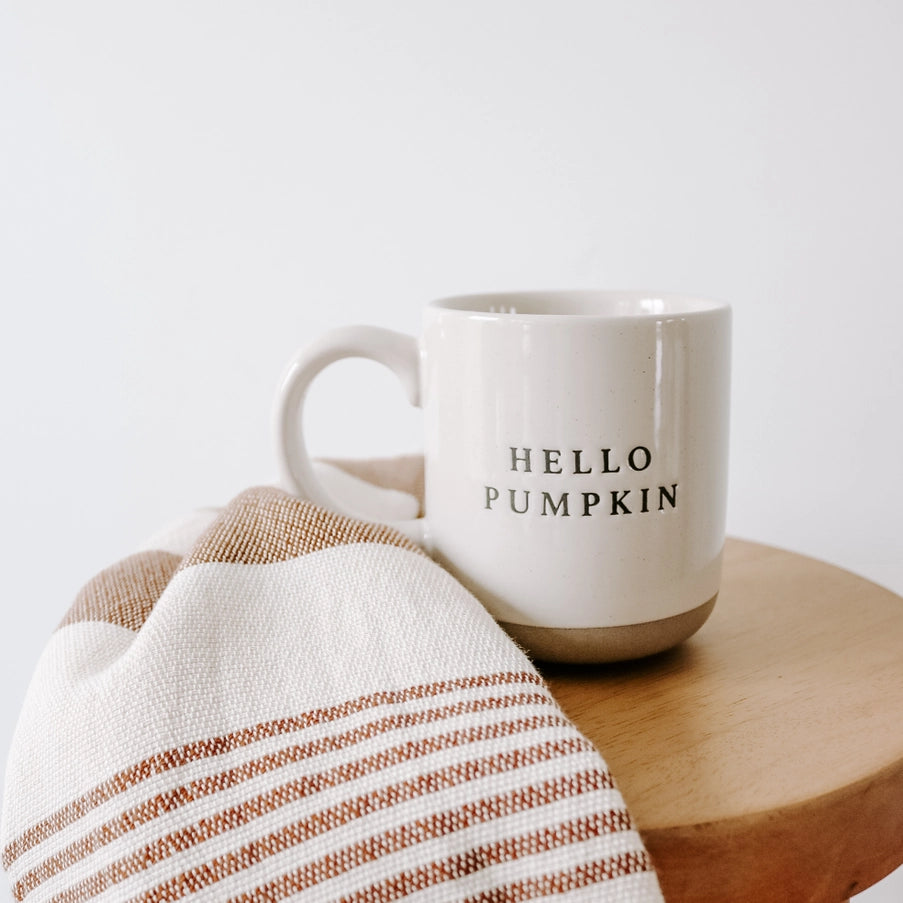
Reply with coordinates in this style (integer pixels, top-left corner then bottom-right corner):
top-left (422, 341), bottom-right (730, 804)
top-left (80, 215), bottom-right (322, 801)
top-left (540, 538), bottom-right (903, 903)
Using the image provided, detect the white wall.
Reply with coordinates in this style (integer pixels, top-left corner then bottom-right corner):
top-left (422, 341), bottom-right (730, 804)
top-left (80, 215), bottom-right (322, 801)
top-left (1, 1), bottom-right (901, 898)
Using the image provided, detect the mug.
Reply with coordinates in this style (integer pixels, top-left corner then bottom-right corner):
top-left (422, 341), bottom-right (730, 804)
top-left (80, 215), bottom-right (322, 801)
top-left (275, 290), bottom-right (731, 662)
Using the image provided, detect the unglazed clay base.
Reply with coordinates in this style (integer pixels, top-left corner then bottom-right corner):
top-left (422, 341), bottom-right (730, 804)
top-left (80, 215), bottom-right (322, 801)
top-left (499, 595), bottom-right (717, 663)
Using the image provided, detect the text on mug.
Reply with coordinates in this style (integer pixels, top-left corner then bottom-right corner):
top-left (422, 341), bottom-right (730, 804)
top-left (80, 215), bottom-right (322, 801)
top-left (483, 447), bottom-right (678, 516)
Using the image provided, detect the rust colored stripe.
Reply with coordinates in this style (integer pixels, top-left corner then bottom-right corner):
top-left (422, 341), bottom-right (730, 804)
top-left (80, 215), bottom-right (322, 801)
top-left (57, 550), bottom-right (181, 632)
top-left (52, 741), bottom-right (605, 903)
top-left (18, 700), bottom-right (564, 898)
top-left (459, 856), bottom-right (655, 903)
top-left (2, 671), bottom-right (543, 869)
top-left (180, 486), bottom-right (423, 569)
top-left (127, 769), bottom-right (620, 903)
top-left (227, 808), bottom-right (636, 903)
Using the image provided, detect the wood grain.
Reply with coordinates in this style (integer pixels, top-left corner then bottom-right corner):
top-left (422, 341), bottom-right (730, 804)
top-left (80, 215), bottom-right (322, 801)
top-left (541, 538), bottom-right (903, 902)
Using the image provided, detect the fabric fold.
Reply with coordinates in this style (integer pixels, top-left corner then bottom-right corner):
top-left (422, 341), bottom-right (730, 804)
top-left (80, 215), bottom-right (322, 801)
top-left (2, 484), bottom-right (663, 902)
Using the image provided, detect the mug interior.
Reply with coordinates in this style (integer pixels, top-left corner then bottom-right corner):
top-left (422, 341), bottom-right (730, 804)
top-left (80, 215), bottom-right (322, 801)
top-left (430, 290), bottom-right (728, 318)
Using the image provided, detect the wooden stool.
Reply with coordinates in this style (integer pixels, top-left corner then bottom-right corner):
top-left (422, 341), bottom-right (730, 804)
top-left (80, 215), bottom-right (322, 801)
top-left (541, 539), bottom-right (903, 902)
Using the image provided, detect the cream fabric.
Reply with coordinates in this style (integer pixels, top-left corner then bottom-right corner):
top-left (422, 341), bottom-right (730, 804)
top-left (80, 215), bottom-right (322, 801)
top-left (2, 474), bottom-right (663, 902)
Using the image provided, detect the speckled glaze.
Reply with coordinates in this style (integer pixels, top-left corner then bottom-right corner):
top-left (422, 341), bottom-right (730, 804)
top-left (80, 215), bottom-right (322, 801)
top-left (277, 291), bottom-right (731, 661)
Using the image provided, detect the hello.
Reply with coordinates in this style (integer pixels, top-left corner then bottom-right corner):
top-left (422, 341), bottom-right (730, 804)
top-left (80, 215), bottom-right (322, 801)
top-left (509, 446), bottom-right (653, 474)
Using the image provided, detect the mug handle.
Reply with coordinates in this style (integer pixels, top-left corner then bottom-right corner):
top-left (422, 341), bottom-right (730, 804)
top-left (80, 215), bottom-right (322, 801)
top-left (274, 326), bottom-right (424, 543)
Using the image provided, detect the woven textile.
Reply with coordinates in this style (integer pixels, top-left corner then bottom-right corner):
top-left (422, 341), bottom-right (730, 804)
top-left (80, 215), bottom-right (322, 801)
top-left (2, 484), bottom-right (663, 902)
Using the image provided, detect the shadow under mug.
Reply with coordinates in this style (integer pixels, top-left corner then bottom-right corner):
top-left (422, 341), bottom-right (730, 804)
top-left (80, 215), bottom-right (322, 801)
top-left (276, 290), bottom-right (731, 663)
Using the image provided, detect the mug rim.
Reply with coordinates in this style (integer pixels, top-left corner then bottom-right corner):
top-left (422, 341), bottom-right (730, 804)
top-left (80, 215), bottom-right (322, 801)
top-left (428, 289), bottom-right (730, 320)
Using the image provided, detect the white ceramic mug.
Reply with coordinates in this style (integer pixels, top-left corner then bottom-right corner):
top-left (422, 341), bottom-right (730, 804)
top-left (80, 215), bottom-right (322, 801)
top-left (276, 290), bottom-right (731, 662)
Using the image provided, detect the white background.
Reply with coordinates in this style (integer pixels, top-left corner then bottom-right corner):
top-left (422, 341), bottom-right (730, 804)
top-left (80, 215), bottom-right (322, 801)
top-left (1, 1), bottom-right (901, 899)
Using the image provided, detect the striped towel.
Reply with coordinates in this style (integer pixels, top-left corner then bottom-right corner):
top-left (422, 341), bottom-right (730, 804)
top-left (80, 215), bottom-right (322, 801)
top-left (1, 475), bottom-right (663, 901)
